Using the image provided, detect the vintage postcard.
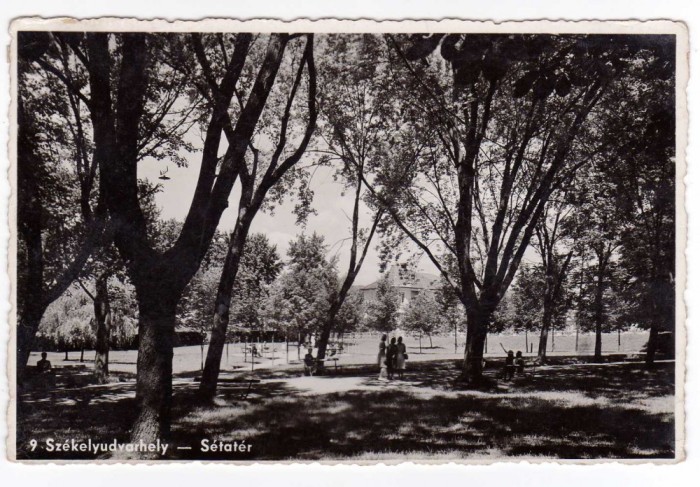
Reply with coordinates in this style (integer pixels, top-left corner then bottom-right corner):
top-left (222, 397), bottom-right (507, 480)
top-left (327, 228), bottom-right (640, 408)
top-left (7, 18), bottom-right (687, 463)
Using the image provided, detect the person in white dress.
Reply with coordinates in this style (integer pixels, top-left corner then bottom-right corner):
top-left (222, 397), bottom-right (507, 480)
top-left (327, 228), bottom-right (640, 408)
top-left (377, 334), bottom-right (388, 380)
top-left (395, 336), bottom-right (407, 379)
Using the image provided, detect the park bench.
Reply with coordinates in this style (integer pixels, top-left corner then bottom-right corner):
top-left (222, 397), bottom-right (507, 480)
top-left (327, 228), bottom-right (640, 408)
top-left (314, 357), bottom-right (341, 375)
top-left (324, 357), bottom-right (340, 372)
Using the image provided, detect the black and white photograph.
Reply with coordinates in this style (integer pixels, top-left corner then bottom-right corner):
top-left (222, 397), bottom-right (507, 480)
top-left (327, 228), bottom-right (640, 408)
top-left (9, 19), bottom-right (686, 462)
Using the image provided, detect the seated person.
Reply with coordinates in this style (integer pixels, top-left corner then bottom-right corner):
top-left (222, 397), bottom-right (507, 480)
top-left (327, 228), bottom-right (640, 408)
top-left (37, 352), bottom-right (52, 373)
top-left (515, 351), bottom-right (525, 375)
top-left (303, 349), bottom-right (316, 376)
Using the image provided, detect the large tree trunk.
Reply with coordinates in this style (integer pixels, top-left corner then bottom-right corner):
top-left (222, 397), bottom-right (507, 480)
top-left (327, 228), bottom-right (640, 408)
top-left (459, 307), bottom-right (489, 385)
top-left (93, 273), bottom-right (112, 384)
top-left (646, 272), bottom-right (674, 366)
top-left (537, 298), bottom-right (553, 362)
top-left (645, 326), bottom-right (659, 366)
top-left (317, 304), bottom-right (340, 361)
top-left (17, 312), bottom-right (43, 382)
top-left (537, 323), bottom-right (549, 362)
top-left (199, 217), bottom-right (251, 401)
top-left (129, 292), bottom-right (178, 452)
top-left (316, 302), bottom-right (345, 364)
top-left (16, 100), bottom-right (45, 381)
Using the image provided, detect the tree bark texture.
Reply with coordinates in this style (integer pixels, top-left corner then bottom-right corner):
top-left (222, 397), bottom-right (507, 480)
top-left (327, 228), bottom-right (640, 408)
top-left (129, 292), bottom-right (178, 451)
top-left (17, 98), bottom-right (46, 380)
top-left (93, 273), bottom-right (112, 384)
top-left (459, 307), bottom-right (489, 384)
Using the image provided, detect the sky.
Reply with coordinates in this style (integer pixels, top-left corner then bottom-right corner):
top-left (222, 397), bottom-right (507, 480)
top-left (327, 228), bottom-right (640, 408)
top-left (138, 153), bottom-right (436, 287)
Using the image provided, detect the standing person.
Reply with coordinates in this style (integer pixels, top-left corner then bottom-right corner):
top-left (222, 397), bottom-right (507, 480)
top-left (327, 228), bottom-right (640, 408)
top-left (395, 337), bottom-right (407, 379)
top-left (377, 334), bottom-right (388, 380)
top-left (515, 351), bottom-right (525, 375)
top-left (386, 337), bottom-right (398, 380)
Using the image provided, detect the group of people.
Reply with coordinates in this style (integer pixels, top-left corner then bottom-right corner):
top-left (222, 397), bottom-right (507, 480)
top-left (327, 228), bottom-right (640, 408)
top-left (377, 335), bottom-right (408, 380)
top-left (502, 350), bottom-right (526, 380)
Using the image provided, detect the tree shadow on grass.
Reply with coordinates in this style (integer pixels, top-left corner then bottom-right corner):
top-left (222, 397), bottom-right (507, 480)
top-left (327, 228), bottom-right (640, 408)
top-left (172, 383), bottom-right (674, 460)
top-left (16, 368), bottom-right (136, 459)
top-left (15, 361), bottom-right (675, 461)
top-left (170, 362), bottom-right (675, 460)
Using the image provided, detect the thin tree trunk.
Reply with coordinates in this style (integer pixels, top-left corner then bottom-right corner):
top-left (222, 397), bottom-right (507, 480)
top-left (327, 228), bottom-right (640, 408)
top-left (316, 205), bottom-right (381, 361)
top-left (454, 321), bottom-right (458, 353)
top-left (80, 348), bottom-right (85, 363)
top-left (93, 273), bottom-right (112, 384)
top-left (618, 329), bottom-right (621, 351)
top-left (593, 257), bottom-right (607, 362)
top-left (200, 309), bottom-right (229, 398)
top-left (525, 330), bottom-right (528, 354)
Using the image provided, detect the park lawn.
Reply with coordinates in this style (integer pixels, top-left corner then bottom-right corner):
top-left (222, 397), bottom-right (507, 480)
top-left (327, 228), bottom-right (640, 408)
top-left (27, 331), bottom-right (651, 377)
top-left (16, 359), bottom-right (675, 461)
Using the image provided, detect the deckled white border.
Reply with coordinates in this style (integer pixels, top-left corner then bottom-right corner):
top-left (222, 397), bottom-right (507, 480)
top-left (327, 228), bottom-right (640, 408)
top-left (4, 17), bottom-right (689, 466)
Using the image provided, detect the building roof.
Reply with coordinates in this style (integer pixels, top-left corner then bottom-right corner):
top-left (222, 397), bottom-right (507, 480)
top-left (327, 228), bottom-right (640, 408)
top-left (360, 266), bottom-right (441, 291)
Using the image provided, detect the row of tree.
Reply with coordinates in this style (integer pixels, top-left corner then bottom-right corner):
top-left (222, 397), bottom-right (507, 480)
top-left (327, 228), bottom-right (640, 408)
top-left (17, 31), bottom-right (675, 453)
top-left (34, 232), bottom-right (457, 365)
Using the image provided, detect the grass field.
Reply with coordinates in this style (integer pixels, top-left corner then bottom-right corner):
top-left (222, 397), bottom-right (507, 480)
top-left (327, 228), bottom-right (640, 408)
top-left (28, 331), bottom-right (651, 376)
top-left (16, 331), bottom-right (675, 461)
